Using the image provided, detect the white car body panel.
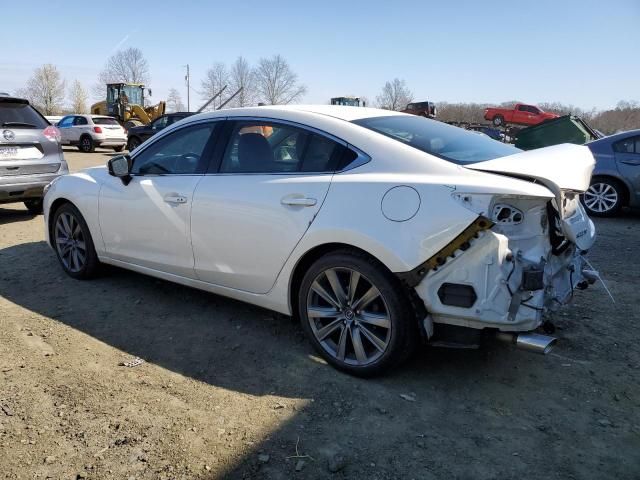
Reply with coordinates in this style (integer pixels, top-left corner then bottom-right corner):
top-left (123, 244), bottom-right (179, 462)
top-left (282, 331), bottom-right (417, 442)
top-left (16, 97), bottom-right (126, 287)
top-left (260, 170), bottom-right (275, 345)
top-left (44, 105), bottom-right (598, 334)
top-left (191, 173), bottom-right (333, 293)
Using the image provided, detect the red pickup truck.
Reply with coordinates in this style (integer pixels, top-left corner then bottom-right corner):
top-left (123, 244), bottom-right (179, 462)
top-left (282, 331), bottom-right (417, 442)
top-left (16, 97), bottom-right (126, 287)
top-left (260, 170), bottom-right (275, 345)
top-left (484, 103), bottom-right (559, 127)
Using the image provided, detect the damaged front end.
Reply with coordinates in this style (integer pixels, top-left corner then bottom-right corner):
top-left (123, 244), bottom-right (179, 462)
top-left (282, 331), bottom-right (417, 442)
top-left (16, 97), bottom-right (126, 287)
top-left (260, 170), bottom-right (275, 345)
top-left (401, 188), bottom-right (596, 342)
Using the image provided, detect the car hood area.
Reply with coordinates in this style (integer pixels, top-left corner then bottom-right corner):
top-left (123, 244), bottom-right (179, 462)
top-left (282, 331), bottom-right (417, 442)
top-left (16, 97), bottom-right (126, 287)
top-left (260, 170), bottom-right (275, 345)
top-left (466, 143), bottom-right (595, 193)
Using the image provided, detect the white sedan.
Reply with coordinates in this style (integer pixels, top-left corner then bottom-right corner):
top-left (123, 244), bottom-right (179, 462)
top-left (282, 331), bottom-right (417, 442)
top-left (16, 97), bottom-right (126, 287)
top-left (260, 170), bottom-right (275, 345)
top-left (43, 106), bottom-right (597, 376)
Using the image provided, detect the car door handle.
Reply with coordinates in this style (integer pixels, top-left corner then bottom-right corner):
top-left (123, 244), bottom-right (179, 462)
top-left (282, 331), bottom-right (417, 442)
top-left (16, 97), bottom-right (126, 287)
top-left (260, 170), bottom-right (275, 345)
top-left (281, 195), bottom-right (317, 207)
top-left (620, 159), bottom-right (640, 166)
top-left (164, 194), bottom-right (188, 204)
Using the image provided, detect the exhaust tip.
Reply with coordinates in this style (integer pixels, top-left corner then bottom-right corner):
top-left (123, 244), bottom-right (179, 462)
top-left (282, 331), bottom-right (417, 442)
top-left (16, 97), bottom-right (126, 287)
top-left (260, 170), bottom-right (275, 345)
top-left (496, 332), bottom-right (557, 355)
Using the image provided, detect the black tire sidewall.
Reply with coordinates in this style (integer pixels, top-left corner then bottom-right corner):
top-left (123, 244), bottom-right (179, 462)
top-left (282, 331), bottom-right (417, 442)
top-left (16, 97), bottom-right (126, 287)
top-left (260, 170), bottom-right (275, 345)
top-left (582, 178), bottom-right (623, 217)
top-left (52, 203), bottom-right (100, 279)
top-left (493, 115), bottom-right (504, 126)
top-left (80, 136), bottom-right (94, 153)
top-left (24, 199), bottom-right (43, 214)
top-left (298, 251), bottom-right (416, 377)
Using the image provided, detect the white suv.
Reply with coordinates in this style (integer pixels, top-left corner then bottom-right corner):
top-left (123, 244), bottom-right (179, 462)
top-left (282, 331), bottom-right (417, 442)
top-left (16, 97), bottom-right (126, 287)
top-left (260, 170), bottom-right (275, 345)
top-left (57, 115), bottom-right (127, 153)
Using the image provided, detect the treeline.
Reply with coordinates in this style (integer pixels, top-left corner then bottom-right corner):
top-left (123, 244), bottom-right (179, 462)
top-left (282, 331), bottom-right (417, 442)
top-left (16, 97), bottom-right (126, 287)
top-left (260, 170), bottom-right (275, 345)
top-left (436, 100), bottom-right (640, 135)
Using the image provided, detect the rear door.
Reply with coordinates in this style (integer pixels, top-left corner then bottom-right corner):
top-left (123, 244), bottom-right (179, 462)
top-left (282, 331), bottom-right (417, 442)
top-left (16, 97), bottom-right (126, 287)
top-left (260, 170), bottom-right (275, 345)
top-left (71, 116), bottom-right (88, 142)
top-left (191, 119), bottom-right (344, 293)
top-left (613, 136), bottom-right (640, 198)
top-left (513, 105), bottom-right (530, 124)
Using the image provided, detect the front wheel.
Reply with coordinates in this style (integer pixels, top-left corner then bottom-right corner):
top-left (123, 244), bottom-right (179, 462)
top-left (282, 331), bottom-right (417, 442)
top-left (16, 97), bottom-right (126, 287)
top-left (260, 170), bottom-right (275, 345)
top-left (298, 250), bottom-right (417, 377)
top-left (52, 203), bottom-right (100, 279)
top-left (582, 178), bottom-right (624, 217)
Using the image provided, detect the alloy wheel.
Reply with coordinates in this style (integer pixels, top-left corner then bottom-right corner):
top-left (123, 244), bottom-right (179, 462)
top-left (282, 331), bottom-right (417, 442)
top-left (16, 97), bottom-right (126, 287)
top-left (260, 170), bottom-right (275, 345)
top-left (55, 212), bottom-right (87, 273)
top-left (583, 182), bottom-right (618, 213)
top-left (306, 267), bottom-right (392, 366)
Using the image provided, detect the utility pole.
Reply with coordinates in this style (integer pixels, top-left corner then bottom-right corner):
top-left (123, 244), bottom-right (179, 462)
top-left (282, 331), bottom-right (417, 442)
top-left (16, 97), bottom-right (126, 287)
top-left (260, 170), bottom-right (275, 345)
top-left (184, 64), bottom-right (190, 111)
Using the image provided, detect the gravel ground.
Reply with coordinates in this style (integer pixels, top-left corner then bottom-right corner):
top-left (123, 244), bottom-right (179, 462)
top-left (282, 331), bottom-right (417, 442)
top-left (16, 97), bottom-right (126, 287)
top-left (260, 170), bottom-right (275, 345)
top-left (1, 148), bottom-right (639, 479)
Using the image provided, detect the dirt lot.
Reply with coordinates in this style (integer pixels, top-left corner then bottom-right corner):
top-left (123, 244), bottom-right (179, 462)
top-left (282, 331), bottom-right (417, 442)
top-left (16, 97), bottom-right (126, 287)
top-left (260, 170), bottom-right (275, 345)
top-left (1, 147), bottom-right (639, 479)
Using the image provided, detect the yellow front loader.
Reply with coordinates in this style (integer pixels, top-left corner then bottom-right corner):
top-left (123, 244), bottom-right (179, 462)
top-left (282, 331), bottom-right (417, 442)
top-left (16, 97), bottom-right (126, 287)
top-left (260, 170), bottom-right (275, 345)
top-left (90, 83), bottom-right (166, 129)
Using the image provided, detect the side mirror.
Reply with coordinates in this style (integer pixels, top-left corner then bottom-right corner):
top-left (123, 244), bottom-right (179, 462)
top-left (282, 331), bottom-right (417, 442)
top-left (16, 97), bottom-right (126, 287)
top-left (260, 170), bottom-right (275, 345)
top-left (108, 155), bottom-right (132, 185)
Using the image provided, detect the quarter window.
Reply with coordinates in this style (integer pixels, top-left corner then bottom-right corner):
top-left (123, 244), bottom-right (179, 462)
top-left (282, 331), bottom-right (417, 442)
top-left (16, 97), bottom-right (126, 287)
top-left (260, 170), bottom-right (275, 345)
top-left (219, 122), bottom-right (343, 174)
top-left (131, 123), bottom-right (216, 175)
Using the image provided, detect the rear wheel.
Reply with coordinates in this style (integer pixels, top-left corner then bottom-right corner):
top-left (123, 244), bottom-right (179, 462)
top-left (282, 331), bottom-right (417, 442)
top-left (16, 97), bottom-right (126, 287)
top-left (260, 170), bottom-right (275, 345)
top-left (79, 135), bottom-right (94, 153)
top-left (492, 115), bottom-right (505, 127)
top-left (582, 178), bottom-right (624, 217)
top-left (24, 199), bottom-right (43, 214)
top-left (298, 250), bottom-right (417, 377)
top-left (52, 203), bottom-right (100, 279)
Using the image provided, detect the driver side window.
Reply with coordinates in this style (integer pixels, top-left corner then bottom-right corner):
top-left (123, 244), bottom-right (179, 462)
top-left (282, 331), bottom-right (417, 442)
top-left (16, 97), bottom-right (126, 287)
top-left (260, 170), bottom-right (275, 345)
top-left (131, 123), bottom-right (216, 175)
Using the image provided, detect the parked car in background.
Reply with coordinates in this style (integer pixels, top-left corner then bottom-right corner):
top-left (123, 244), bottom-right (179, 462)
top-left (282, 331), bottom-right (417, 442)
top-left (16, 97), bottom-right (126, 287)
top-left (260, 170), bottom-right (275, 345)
top-left (44, 105), bottom-right (597, 376)
top-left (127, 112), bottom-right (194, 151)
top-left (57, 114), bottom-right (127, 153)
top-left (402, 101), bottom-right (437, 118)
top-left (583, 129), bottom-right (640, 216)
top-left (0, 95), bottom-right (67, 213)
top-left (484, 103), bottom-right (559, 127)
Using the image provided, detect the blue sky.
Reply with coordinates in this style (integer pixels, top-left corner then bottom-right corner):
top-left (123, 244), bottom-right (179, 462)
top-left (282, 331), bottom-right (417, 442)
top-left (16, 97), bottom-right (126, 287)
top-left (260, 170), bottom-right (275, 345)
top-left (1, 0), bottom-right (638, 110)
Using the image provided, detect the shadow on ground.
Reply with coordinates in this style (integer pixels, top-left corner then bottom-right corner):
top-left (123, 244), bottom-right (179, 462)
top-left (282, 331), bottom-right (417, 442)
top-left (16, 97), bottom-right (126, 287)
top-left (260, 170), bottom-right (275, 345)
top-left (1, 216), bottom-right (639, 478)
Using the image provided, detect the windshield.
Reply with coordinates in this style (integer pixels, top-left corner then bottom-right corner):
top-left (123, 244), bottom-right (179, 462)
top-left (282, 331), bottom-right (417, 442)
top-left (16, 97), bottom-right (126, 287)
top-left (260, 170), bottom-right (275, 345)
top-left (122, 85), bottom-right (143, 105)
top-left (0, 102), bottom-right (48, 129)
top-left (353, 115), bottom-right (520, 164)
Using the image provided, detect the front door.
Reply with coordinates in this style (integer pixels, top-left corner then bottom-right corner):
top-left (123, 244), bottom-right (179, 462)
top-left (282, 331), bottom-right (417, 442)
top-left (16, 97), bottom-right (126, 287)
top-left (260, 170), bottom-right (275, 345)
top-left (191, 120), bottom-right (344, 294)
top-left (99, 121), bottom-right (219, 277)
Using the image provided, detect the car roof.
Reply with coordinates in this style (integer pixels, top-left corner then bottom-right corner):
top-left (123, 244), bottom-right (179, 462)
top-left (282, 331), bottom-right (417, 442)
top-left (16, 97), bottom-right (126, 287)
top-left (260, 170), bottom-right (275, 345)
top-left (192, 105), bottom-right (407, 123)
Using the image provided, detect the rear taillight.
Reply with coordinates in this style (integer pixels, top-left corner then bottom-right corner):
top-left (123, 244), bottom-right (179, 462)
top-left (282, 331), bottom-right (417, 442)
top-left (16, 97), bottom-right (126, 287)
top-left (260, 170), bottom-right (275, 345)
top-left (93, 126), bottom-right (103, 133)
top-left (42, 126), bottom-right (61, 143)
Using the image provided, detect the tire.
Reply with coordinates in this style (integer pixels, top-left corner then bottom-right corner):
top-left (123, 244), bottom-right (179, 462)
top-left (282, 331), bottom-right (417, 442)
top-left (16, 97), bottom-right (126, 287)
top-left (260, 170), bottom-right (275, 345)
top-left (51, 203), bottom-right (100, 279)
top-left (492, 115), bottom-right (505, 127)
top-left (24, 199), bottom-right (43, 215)
top-left (298, 249), bottom-right (417, 377)
top-left (127, 137), bottom-right (141, 151)
top-left (79, 135), bottom-right (95, 153)
top-left (581, 178), bottom-right (624, 217)
top-left (113, 145), bottom-right (124, 152)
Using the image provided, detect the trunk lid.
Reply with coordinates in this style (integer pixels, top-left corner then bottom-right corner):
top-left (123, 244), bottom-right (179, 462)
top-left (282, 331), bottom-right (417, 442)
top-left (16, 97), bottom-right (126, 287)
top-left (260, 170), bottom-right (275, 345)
top-left (466, 143), bottom-right (595, 194)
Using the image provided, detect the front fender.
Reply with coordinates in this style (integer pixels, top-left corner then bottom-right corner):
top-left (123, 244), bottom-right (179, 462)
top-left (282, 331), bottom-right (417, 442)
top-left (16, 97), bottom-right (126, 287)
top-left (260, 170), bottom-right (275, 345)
top-left (43, 168), bottom-right (105, 254)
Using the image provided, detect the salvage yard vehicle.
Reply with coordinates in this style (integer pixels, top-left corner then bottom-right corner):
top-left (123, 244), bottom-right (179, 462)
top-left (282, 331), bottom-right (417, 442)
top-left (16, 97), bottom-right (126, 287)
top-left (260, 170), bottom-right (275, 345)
top-left (402, 101), bottom-right (437, 118)
top-left (0, 95), bottom-right (68, 213)
top-left (43, 105), bottom-right (597, 376)
top-left (582, 129), bottom-right (640, 217)
top-left (57, 115), bottom-right (127, 153)
top-left (126, 112), bottom-right (194, 151)
top-left (484, 103), bottom-right (559, 127)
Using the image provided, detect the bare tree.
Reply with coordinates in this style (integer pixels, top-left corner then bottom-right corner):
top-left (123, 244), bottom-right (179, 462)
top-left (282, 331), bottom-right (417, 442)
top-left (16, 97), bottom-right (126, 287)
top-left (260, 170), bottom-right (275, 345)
top-left (17, 64), bottom-right (66, 115)
top-left (166, 88), bottom-right (185, 112)
top-left (229, 56), bottom-right (257, 107)
top-left (254, 55), bottom-right (306, 105)
top-left (94, 47), bottom-right (150, 100)
top-left (376, 78), bottom-right (413, 111)
top-left (200, 62), bottom-right (229, 111)
top-left (68, 80), bottom-right (88, 113)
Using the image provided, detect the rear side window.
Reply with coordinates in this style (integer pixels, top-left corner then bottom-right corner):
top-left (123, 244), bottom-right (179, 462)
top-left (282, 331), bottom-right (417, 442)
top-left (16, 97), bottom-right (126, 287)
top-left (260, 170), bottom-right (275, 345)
top-left (220, 121), bottom-right (343, 174)
top-left (354, 115), bottom-right (520, 165)
top-left (0, 102), bottom-right (48, 129)
top-left (74, 116), bottom-right (88, 126)
top-left (93, 117), bottom-right (119, 125)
